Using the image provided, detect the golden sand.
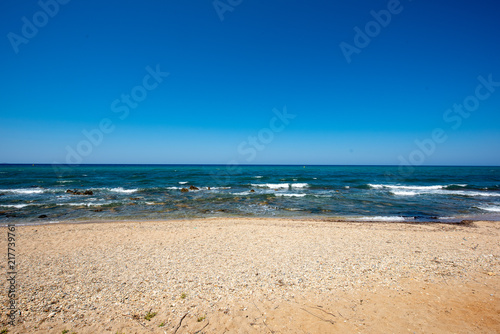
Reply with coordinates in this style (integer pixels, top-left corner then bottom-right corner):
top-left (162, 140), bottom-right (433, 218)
top-left (1, 218), bottom-right (499, 333)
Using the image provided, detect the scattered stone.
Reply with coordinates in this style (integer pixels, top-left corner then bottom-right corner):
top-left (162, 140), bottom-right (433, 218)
top-left (181, 188), bottom-right (189, 193)
top-left (38, 214), bottom-right (48, 219)
top-left (189, 185), bottom-right (199, 190)
top-left (250, 189), bottom-right (255, 193)
top-left (66, 189), bottom-right (93, 195)
top-left (0, 193), bottom-right (5, 196)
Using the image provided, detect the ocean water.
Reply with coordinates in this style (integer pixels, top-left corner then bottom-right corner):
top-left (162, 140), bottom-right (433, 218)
top-left (1, 164), bottom-right (499, 225)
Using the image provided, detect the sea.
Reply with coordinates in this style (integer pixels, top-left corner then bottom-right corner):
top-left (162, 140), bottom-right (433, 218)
top-left (1, 164), bottom-right (499, 225)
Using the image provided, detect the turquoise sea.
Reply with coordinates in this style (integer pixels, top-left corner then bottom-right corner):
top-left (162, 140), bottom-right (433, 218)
top-left (1, 164), bottom-right (499, 225)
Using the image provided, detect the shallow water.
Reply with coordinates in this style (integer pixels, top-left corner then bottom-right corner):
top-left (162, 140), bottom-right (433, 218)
top-left (1, 164), bottom-right (499, 224)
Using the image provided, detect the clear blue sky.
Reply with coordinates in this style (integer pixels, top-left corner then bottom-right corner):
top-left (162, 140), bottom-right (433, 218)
top-left (1, 0), bottom-right (499, 165)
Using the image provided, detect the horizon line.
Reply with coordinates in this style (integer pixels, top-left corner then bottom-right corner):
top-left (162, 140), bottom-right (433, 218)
top-left (1, 163), bottom-right (499, 168)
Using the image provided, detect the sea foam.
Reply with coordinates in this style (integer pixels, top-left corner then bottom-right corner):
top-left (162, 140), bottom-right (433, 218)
top-left (369, 184), bottom-right (500, 197)
top-left (251, 183), bottom-right (309, 189)
top-left (477, 205), bottom-right (500, 212)
top-left (109, 187), bottom-right (138, 194)
top-left (0, 188), bottom-right (44, 194)
top-left (355, 216), bottom-right (407, 222)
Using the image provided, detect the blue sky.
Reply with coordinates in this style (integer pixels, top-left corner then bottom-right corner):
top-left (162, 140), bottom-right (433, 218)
top-left (1, 0), bottom-right (499, 165)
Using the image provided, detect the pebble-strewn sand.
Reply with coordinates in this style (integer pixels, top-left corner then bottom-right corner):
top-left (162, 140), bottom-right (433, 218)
top-left (1, 218), bottom-right (499, 333)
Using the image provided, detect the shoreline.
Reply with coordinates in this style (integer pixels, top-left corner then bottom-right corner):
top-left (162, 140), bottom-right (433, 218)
top-left (2, 213), bottom-right (498, 227)
top-left (1, 218), bottom-right (499, 333)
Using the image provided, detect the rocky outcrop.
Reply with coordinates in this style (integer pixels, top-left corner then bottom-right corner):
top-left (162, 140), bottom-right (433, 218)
top-left (180, 188), bottom-right (189, 193)
top-left (189, 185), bottom-right (199, 190)
top-left (66, 189), bottom-right (93, 195)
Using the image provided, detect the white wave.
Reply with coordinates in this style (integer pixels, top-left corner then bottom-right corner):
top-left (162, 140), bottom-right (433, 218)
top-left (391, 190), bottom-right (418, 196)
top-left (234, 191), bottom-right (251, 195)
top-left (449, 191), bottom-right (500, 197)
top-left (355, 216), bottom-right (407, 222)
top-left (275, 193), bottom-right (307, 197)
top-left (57, 180), bottom-right (74, 183)
top-left (253, 176), bottom-right (263, 178)
top-left (59, 202), bottom-right (111, 207)
top-left (167, 186), bottom-right (181, 189)
top-left (110, 187), bottom-right (137, 194)
top-left (0, 188), bottom-right (44, 194)
top-left (371, 184), bottom-right (500, 198)
top-left (291, 183), bottom-right (309, 188)
top-left (369, 184), bottom-right (444, 190)
top-left (178, 181), bottom-right (188, 184)
top-left (251, 183), bottom-right (308, 189)
top-left (252, 183), bottom-right (289, 189)
top-left (0, 204), bottom-right (30, 208)
top-left (477, 205), bottom-right (500, 212)
top-left (390, 189), bottom-right (500, 197)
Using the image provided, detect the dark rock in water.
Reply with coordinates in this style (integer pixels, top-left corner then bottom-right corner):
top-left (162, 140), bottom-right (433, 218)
top-left (93, 209), bottom-right (103, 212)
top-left (67, 189), bottom-right (93, 195)
top-left (38, 214), bottom-right (48, 219)
top-left (189, 185), bottom-right (199, 190)
top-left (129, 197), bottom-right (140, 200)
top-left (180, 188), bottom-right (189, 193)
top-left (0, 193), bottom-right (5, 196)
top-left (250, 189), bottom-right (255, 193)
top-left (207, 187), bottom-right (211, 190)
top-left (0, 211), bottom-right (6, 215)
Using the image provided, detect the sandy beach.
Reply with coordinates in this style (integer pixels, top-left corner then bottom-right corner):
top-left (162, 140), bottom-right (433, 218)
top-left (1, 218), bottom-right (499, 333)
